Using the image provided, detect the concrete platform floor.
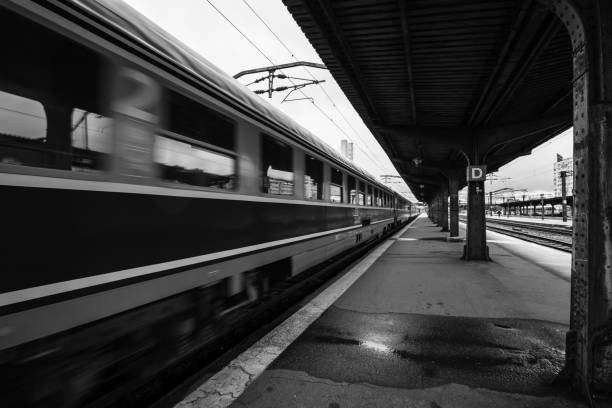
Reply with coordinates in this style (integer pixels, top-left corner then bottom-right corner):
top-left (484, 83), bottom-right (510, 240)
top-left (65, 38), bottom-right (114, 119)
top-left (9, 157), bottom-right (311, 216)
top-left (198, 215), bottom-right (589, 407)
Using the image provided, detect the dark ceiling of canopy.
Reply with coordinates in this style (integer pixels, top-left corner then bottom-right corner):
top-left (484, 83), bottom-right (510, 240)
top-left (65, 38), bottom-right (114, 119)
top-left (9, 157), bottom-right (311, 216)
top-left (283, 0), bottom-right (573, 202)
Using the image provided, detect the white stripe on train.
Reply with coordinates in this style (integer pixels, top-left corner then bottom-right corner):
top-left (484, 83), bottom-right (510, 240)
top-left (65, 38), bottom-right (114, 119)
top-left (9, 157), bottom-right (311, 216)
top-left (0, 217), bottom-right (395, 307)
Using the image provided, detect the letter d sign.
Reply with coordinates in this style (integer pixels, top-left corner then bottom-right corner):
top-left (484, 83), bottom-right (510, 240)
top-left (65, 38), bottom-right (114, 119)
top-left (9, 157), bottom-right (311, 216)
top-left (466, 165), bottom-right (487, 181)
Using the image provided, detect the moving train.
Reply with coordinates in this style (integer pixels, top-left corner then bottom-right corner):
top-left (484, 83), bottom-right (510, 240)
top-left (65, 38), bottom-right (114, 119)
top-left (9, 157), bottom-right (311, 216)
top-left (0, 0), bottom-right (412, 405)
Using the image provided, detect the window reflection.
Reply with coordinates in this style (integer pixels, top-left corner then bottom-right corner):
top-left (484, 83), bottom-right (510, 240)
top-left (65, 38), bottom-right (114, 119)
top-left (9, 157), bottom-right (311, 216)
top-left (71, 108), bottom-right (113, 173)
top-left (305, 155), bottom-right (323, 200)
top-left (265, 166), bottom-right (294, 195)
top-left (348, 176), bottom-right (357, 204)
top-left (0, 91), bottom-right (47, 167)
top-left (331, 167), bottom-right (343, 203)
top-left (261, 135), bottom-right (294, 196)
top-left (358, 180), bottom-right (365, 206)
top-left (155, 135), bottom-right (236, 189)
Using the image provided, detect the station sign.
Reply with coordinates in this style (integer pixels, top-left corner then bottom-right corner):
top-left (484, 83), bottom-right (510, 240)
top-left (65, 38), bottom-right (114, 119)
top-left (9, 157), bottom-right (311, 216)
top-left (466, 165), bottom-right (487, 182)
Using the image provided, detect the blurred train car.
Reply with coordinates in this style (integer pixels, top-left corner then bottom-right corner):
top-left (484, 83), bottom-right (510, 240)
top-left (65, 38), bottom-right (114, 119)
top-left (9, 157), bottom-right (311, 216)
top-left (0, 0), bottom-right (413, 405)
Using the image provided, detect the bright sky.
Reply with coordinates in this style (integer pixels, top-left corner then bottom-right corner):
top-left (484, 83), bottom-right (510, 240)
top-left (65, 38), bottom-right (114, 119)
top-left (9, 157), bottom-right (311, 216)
top-left (124, 0), bottom-right (572, 203)
top-left (481, 127), bottom-right (573, 200)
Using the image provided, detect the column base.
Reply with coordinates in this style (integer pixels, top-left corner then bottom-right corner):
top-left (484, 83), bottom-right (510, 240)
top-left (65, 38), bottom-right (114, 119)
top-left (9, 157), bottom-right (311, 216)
top-left (461, 245), bottom-right (491, 261)
top-left (447, 236), bottom-right (463, 242)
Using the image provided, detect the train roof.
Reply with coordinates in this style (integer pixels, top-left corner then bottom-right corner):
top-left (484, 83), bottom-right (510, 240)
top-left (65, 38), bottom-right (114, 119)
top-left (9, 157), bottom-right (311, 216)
top-left (66, 0), bottom-right (402, 195)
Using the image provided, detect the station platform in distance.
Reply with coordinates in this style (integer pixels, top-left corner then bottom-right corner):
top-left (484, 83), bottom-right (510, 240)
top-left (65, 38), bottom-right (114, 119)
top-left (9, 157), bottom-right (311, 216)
top-left (176, 214), bottom-right (584, 408)
top-left (484, 214), bottom-right (573, 227)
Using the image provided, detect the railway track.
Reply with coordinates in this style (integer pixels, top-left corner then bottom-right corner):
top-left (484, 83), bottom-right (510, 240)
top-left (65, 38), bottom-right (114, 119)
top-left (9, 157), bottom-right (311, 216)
top-left (483, 217), bottom-right (572, 234)
top-left (459, 216), bottom-right (572, 252)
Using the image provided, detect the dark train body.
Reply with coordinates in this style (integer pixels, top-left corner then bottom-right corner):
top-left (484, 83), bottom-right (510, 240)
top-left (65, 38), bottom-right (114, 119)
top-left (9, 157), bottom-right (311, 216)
top-left (0, 0), bottom-right (412, 405)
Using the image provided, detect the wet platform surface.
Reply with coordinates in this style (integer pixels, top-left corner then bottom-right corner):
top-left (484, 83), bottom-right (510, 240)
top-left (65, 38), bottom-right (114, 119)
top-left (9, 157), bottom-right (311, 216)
top-left (187, 215), bottom-right (588, 407)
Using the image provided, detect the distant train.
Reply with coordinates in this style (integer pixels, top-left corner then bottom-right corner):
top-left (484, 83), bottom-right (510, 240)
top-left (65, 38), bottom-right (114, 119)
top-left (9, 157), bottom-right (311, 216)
top-left (0, 0), bottom-right (412, 405)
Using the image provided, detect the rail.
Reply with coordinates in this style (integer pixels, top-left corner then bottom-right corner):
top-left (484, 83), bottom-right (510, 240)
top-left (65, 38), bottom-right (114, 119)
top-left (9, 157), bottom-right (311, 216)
top-left (459, 216), bottom-right (572, 252)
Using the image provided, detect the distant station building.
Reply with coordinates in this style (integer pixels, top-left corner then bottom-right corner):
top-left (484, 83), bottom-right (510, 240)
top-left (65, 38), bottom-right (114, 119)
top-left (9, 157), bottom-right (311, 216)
top-left (340, 139), bottom-right (354, 161)
top-left (553, 154), bottom-right (573, 197)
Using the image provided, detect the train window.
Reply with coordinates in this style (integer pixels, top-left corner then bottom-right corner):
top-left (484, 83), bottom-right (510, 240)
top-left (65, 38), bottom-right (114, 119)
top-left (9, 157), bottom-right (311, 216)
top-left (375, 189), bottom-right (382, 207)
top-left (358, 180), bottom-right (365, 206)
top-left (0, 91), bottom-right (46, 167)
top-left (348, 176), bottom-right (357, 204)
top-left (366, 185), bottom-right (372, 206)
top-left (304, 155), bottom-right (323, 200)
top-left (261, 135), bottom-right (293, 195)
top-left (154, 136), bottom-right (236, 189)
top-left (330, 167), bottom-right (343, 203)
top-left (167, 91), bottom-right (234, 151)
top-left (0, 9), bottom-right (111, 172)
top-left (71, 109), bottom-right (113, 173)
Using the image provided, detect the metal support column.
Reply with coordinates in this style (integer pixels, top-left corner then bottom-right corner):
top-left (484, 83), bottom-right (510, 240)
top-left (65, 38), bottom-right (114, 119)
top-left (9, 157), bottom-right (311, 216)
top-left (561, 171), bottom-right (568, 222)
top-left (430, 196), bottom-right (436, 223)
top-left (463, 179), bottom-right (489, 260)
top-left (449, 173), bottom-right (460, 239)
top-left (440, 185), bottom-right (449, 232)
top-left (558, 0), bottom-right (612, 394)
top-left (435, 194), bottom-right (441, 225)
top-left (432, 194), bottom-right (439, 225)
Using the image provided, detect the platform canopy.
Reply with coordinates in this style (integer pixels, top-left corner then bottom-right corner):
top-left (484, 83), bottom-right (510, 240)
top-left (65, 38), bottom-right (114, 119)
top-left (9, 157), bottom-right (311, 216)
top-left (283, 0), bottom-right (573, 202)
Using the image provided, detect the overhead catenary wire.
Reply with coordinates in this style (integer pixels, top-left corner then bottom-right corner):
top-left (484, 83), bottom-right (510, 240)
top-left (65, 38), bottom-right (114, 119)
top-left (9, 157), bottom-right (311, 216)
top-left (204, 0), bottom-right (274, 66)
top-left (231, 0), bottom-right (396, 179)
top-left (240, 0), bottom-right (385, 167)
top-left (237, 1), bottom-right (385, 171)
top-left (204, 0), bottom-right (391, 177)
top-left (206, 0), bottom-right (415, 201)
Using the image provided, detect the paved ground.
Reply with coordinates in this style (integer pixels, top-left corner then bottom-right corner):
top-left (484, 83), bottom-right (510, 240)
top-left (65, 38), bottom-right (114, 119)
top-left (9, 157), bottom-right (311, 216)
top-left (228, 215), bottom-right (586, 407)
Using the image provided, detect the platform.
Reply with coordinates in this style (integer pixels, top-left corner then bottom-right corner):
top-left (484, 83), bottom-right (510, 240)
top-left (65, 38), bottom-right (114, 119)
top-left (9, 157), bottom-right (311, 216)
top-left (484, 214), bottom-right (573, 226)
top-left (178, 214), bottom-right (585, 408)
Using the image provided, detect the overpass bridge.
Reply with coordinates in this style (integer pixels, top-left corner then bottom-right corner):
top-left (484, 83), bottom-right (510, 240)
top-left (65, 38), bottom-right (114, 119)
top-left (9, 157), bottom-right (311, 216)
top-left (283, 0), bottom-right (612, 398)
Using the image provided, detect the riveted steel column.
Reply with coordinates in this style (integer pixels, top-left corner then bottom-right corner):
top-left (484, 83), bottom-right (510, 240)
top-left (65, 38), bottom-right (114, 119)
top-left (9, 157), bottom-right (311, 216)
top-left (436, 193), bottom-right (442, 226)
top-left (463, 179), bottom-right (489, 260)
top-left (430, 196), bottom-right (437, 224)
top-left (449, 173), bottom-right (460, 238)
top-left (440, 185), bottom-right (449, 232)
top-left (541, 0), bottom-right (612, 394)
top-left (431, 197), bottom-right (436, 224)
top-left (581, 74), bottom-right (612, 393)
top-left (433, 194), bottom-right (439, 225)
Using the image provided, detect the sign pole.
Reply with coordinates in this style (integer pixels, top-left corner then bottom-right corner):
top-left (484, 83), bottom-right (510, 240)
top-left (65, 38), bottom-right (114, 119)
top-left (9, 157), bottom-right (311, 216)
top-left (561, 171), bottom-right (568, 223)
